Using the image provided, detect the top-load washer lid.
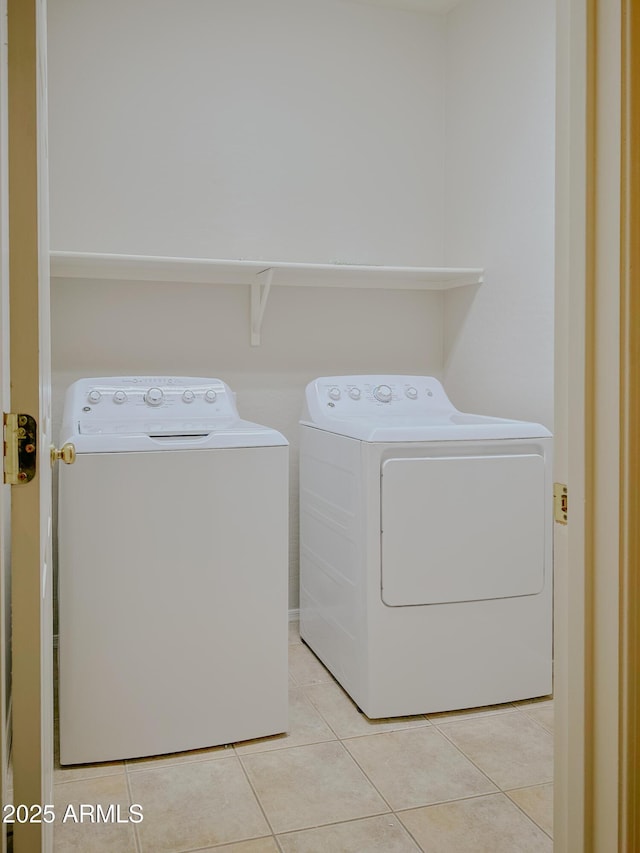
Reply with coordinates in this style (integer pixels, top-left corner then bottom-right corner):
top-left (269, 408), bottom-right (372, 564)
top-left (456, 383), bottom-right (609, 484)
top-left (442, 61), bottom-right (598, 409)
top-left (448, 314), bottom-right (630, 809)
top-left (300, 375), bottom-right (551, 441)
top-left (60, 377), bottom-right (288, 452)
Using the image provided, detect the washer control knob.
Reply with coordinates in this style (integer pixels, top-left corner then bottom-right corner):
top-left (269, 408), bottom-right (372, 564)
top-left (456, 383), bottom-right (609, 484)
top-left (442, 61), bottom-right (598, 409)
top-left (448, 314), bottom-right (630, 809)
top-left (348, 387), bottom-right (361, 400)
top-left (374, 384), bottom-right (393, 403)
top-left (204, 389), bottom-right (217, 403)
top-left (328, 387), bottom-right (341, 400)
top-left (405, 387), bottom-right (418, 400)
top-left (113, 390), bottom-right (127, 404)
top-left (182, 390), bottom-right (195, 404)
top-left (87, 389), bottom-right (102, 404)
top-left (145, 387), bottom-right (164, 407)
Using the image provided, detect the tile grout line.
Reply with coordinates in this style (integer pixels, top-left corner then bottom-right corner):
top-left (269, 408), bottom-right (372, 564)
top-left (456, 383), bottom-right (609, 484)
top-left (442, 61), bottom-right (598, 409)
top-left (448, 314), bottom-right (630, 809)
top-left (517, 707), bottom-right (554, 735)
top-left (161, 836), bottom-right (279, 853)
top-left (233, 734), bottom-right (338, 760)
top-left (427, 718), bottom-right (512, 793)
top-left (390, 793), bottom-right (525, 853)
top-left (240, 739), bottom-right (394, 840)
top-left (432, 715), bottom-right (554, 834)
top-left (392, 788), bottom-right (530, 814)
top-left (54, 769), bottom-right (126, 786)
top-left (274, 813), bottom-right (423, 852)
top-left (504, 792), bottom-right (553, 841)
top-left (503, 782), bottom-right (555, 841)
top-left (235, 748), bottom-right (281, 843)
top-left (391, 816), bottom-right (426, 853)
top-left (504, 780), bottom-right (554, 794)
top-left (124, 745), bottom-right (235, 774)
top-left (425, 705), bottom-right (519, 726)
top-left (503, 791), bottom-right (554, 842)
top-left (128, 752), bottom-right (280, 853)
top-left (393, 789), bottom-right (554, 849)
top-left (299, 683), bottom-right (433, 741)
top-left (234, 677), bottom-right (375, 756)
top-left (331, 737), bottom-right (403, 818)
top-left (124, 769), bottom-right (143, 853)
top-left (433, 712), bottom-right (555, 792)
top-left (295, 685), bottom-right (362, 743)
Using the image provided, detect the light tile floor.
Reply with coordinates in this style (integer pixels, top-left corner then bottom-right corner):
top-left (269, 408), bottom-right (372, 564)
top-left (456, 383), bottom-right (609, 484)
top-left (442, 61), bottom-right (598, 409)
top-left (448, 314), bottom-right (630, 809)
top-left (52, 622), bottom-right (553, 852)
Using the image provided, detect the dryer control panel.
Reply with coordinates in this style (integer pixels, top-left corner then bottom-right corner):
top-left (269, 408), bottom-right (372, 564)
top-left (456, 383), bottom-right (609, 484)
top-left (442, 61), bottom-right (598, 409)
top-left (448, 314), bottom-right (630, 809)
top-left (304, 375), bottom-right (456, 423)
top-left (301, 375), bottom-right (550, 442)
top-left (64, 377), bottom-right (240, 437)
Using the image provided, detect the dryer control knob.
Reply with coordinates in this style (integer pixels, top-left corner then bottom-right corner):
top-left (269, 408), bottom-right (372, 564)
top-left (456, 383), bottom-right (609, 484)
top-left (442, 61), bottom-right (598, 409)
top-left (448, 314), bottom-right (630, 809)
top-left (87, 389), bottom-right (102, 404)
top-left (348, 388), bottom-right (361, 400)
top-left (328, 387), bottom-right (341, 400)
top-left (204, 389), bottom-right (217, 403)
top-left (405, 387), bottom-right (418, 400)
top-left (374, 384), bottom-right (393, 403)
top-left (145, 387), bottom-right (164, 407)
top-left (113, 390), bottom-right (127, 404)
top-left (182, 390), bottom-right (195, 403)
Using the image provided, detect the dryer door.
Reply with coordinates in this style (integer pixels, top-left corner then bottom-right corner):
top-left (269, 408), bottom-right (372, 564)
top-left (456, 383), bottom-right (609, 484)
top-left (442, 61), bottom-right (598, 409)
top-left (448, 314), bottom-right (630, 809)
top-left (380, 453), bottom-right (546, 606)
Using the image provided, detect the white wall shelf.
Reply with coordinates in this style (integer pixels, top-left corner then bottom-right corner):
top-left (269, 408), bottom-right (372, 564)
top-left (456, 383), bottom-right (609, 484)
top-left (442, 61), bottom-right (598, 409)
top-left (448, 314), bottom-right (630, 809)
top-left (50, 252), bottom-right (484, 345)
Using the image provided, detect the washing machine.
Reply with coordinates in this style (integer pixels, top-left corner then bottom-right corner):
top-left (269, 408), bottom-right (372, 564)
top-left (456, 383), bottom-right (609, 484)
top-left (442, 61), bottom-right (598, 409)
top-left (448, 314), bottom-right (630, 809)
top-left (58, 376), bottom-right (288, 764)
top-left (299, 375), bottom-right (552, 718)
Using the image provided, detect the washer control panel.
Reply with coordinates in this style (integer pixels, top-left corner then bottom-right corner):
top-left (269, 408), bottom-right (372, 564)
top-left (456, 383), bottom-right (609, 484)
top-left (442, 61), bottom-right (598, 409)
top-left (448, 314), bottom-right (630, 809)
top-left (68, 377), bottom-right (239, 436)
top-left (308, 375), bottom-right (455, 420)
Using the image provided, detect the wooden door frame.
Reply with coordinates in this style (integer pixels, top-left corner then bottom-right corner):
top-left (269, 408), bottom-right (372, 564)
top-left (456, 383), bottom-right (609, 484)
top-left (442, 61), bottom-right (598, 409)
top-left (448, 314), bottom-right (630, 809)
top-left (619, 0), bottom-right (640, 847)
top-left (556, 0), bottom-right (639, 849)
top-left (8, 0), bottom-right (54, 850)
top-left (0, 1), bottom-right (11, 851)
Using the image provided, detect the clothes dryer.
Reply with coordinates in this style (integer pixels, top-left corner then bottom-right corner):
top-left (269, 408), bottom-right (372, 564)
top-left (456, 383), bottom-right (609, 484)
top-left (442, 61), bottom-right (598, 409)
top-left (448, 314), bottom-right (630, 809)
top-left (58, 376), bottom-right (288, 763)
top-left (299, 375), bottom-right (552, 718)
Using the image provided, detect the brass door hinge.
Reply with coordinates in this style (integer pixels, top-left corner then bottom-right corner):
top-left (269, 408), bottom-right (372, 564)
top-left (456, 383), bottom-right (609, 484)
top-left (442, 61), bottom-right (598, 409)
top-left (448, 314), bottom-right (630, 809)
top-left (554, 482), bottom-right (568, 525)
top-left (3, 413), bottom-right (37, 485)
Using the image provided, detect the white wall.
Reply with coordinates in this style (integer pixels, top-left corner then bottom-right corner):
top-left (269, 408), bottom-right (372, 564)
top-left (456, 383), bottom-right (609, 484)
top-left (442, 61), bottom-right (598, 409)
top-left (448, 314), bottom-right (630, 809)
top-left (443, 0), bottom-right (556, 427)
top-left (48, 0), bottom-right (447, 265)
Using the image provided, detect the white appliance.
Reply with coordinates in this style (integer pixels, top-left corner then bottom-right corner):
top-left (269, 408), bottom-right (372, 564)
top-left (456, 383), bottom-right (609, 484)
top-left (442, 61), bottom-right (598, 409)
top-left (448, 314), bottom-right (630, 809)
top-left (299, 375), bottom-right (552, 718)
top-left (58, 376), bottom-right (288, 764)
